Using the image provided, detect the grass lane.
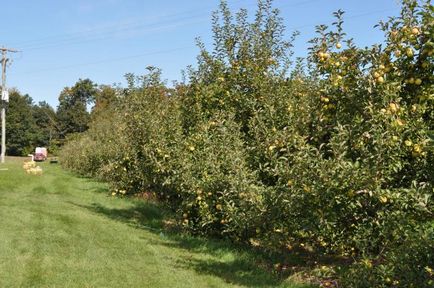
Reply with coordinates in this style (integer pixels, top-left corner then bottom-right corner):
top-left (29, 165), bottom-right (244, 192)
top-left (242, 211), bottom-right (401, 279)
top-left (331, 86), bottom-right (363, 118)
top-left (0, 157), bottom-right (312, 288)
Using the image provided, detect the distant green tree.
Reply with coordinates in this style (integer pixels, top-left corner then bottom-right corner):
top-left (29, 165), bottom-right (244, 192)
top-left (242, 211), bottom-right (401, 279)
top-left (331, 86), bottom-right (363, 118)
top-left (91, 85), bottom-right (118, 120)
top-left (32, 101), bottom-right (58, 150)
top-left (6, 90), bottom-right (38, 156)
top-left (56, 79), bottom-right (97, 137)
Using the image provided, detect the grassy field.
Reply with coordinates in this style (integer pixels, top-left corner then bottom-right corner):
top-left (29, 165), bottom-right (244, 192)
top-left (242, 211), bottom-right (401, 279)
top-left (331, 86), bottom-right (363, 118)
top-left (0, 157), bottom-right (313, 288)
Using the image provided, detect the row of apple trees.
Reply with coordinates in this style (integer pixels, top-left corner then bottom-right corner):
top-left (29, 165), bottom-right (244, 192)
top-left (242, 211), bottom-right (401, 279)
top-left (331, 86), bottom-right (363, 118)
top-left (60, 0), bottom-right (433, 286)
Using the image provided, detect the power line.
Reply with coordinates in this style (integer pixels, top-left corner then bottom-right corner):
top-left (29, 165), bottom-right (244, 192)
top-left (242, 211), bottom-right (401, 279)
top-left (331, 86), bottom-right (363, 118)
top-left (13, 5), bottom-right (400, 76)
top-left (24, 17), bottom-right (208, 51)
top-left (10, 0), bottom-right (253, 50)
top-left (7, 2), bottom-right (401, 78)
top-left (17, 15), bottom-right (209, 51)
top-left (18, 46), bottom-right (195, 75)
top-left (10, 0), bottom-right (320, 52)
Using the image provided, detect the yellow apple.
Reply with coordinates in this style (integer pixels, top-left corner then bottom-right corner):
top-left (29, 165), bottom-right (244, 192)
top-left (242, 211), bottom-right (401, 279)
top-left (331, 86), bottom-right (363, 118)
top-left (389, 102), bottom-right (398, 112)
top-left (376, 76), bottom-right (384, 84)
top-left (406, 48), bottom-right (414, 57)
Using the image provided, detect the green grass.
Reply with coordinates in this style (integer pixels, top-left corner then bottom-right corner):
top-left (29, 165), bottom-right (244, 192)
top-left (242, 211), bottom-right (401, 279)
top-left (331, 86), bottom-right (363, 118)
top-left (0, 157), bottom-right (313, 288)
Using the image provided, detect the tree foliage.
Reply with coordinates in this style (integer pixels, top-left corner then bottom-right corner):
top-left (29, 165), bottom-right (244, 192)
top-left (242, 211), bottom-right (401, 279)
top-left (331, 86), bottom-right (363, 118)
top-left (32, 101), bottom-right (58, 148)
top-left (56, 78), bottom-right (97, 137)
top-left (6, 90), bottom-right (39, 156)
top-left (3, 78), bottom-right (102, 156)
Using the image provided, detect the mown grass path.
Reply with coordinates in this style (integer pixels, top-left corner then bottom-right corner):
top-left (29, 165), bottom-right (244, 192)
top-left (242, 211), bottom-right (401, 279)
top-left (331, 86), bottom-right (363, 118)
top-left (0, 158), bottom-right (311, 288)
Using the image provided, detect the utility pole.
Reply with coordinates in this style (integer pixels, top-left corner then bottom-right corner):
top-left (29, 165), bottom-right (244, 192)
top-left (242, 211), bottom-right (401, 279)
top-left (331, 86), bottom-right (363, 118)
top-left (1, 47), bottom-right (18, 163)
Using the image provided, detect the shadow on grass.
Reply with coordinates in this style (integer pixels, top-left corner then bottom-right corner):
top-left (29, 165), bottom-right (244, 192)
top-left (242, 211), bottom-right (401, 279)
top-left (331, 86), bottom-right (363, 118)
top-left (80, 200), bottom-right (315, 288)
top-left (85, 186), bottom-right (110, 194)
top-left (76, 178), bottom-right (111, 194)
top-left (73, 201), bottom-right (165, 232)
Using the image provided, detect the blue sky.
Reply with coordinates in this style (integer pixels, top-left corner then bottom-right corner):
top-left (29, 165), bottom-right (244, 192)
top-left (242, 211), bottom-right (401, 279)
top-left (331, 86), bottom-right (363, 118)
top-left (1, 0), bottom-right (400, 108)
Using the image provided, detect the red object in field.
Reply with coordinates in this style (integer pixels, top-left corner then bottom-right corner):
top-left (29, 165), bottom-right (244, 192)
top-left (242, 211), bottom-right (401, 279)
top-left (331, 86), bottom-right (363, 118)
top-left (34, 147), bottom-right (48, 161)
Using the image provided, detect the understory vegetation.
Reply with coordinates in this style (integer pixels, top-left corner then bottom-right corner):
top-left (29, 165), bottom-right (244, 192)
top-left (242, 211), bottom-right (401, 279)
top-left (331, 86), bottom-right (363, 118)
top-left (60, 0), bottom-right (434, 286)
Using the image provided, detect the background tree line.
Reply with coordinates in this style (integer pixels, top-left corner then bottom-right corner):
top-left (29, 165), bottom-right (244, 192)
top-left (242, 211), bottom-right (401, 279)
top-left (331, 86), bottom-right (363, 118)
top-left (3, 78), bottom-right (107, 156)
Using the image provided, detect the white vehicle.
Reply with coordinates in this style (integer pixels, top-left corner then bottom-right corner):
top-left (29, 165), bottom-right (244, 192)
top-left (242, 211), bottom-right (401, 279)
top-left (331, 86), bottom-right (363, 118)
top-left (34, 147), bottom-right (48, 161)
